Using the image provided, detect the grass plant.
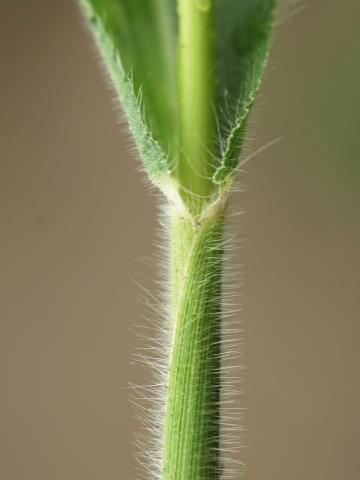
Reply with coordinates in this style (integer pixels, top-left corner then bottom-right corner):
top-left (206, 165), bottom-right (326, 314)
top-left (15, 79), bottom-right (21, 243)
top-left (79, 1), bottom-right (277, 478)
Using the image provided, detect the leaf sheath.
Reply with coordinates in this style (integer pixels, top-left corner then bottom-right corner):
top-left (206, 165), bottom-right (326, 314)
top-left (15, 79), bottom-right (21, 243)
top-left (162, 204), bottom-right (225, 480)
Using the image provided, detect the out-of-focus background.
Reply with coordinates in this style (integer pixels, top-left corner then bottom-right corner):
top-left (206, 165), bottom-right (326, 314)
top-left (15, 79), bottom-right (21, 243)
top-left (1, 1), bottom-right (359, 479)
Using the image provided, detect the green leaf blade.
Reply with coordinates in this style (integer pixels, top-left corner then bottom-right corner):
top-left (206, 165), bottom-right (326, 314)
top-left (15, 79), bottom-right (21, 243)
top-left (214, 0), bottom-right (276, 185)
top-left (80, 0), bottom-right (276, 193)
top-left (80, 0), bottom-right (177, 183)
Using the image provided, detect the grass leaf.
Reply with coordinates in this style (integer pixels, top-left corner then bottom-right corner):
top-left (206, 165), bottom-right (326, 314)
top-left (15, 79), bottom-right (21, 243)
top-left (213, 0), bottom-right (276, 185)
top-left (80, 0), bottom-right (276, 191)
top-left (80, 0), bottom-right (177, 184)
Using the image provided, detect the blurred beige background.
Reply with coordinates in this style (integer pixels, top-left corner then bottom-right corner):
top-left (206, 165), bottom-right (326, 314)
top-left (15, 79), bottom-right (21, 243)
top-left (1, 1), bottom-right (359, 479)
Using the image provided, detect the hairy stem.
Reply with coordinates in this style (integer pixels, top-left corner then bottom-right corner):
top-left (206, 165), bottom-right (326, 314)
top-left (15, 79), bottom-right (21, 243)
top-left (162, 202), bottom-right (225, 480)
top-left (79, 2), bottom-right (276, 478)
top-left (162, 2), bottom-right (222, 478)
top-left (176, 0), bottom-right (216, 214)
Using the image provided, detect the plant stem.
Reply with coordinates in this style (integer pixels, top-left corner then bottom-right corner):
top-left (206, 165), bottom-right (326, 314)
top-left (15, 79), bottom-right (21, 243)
top-left (162, 2), bottom-right (222, 478)
top-left (176, 0), bottom-right (215, 214)
top-left (162, 201), bottom-right (225, 480)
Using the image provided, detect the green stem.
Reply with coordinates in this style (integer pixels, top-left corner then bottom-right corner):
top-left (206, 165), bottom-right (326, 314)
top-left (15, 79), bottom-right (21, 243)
top-left (162, 202), bottom-right (225, 480)
top-left (176, 0), bottom-right (216, 214)
top-left (162, 2), bottom-right (223, 478)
